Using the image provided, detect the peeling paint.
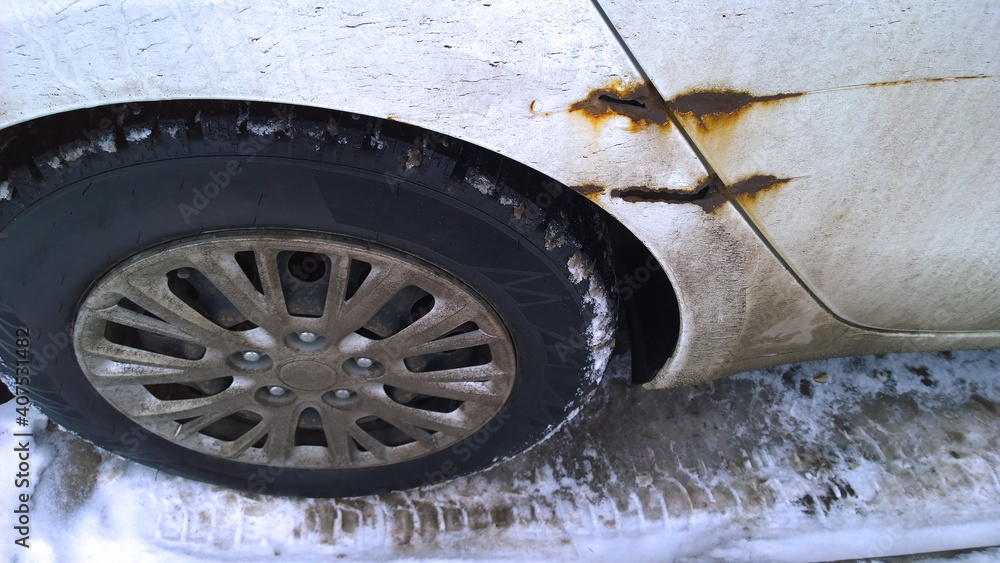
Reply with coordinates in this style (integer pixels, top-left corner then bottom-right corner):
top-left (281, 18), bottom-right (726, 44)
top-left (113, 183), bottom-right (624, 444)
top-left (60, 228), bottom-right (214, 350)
top-left (727, 174), bottom-right (792, 204)
top-left (667, 90), bottom-right (802, 129)
top-left (668, 76), bottom-right (990, 131)
top-left (570, 184), bottom-right (603, 197)
top-left (838, 75), bottom-right (991, 90)
top-left (611, 183), bottom-right (715, 206)
top-left (609, 175), bottom-right (789, 212)
top-left (569, 83), bottom-right (670, 129)
top-left (610, 176), bottom-right (720, 208)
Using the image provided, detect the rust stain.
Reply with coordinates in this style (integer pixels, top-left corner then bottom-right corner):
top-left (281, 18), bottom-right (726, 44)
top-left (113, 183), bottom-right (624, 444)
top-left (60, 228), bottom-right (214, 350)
top-left (609, 174), bottom-right (790, 212)
top-left (609, 176), bottom-right (723, 210)
top-left (571, 184), bottom-right (604, 198)
top-left (569, 83), bottom-right (670, 130)
top-left (667, 90), bottom-right (803, 130)
top-left (863, 75), bottom-right (990, 88)
top-left (727, 174), bottom-right (791, 205)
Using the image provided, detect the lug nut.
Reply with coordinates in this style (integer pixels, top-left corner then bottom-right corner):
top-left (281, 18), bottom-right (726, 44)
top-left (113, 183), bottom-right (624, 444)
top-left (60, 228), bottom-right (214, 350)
top-left (298, 331), bottom-right (317, 343)
top-left (268, 386), bottom-right (287, 396)
top-left (242, 350), bottom-right (262, 362)
top-left (333, 389), bottom-right (353, 399)
top-left (355, 357), bottom-right (374, 368)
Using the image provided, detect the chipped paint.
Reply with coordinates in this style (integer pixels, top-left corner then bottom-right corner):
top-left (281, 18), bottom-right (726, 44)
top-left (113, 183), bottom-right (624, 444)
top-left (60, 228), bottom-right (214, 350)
top-left (817, 75), bottom-right (992, 92)
top-left (570, 185), bottom-right (604, 197)
top-left (609, 181), bottom-right (718, 209)
top-left (668, 90), bottom-right (802, 129)
top-left (666, 76), bottom-right (989, 131)
top-left (608, 175), bottom-right (787, 213)
top-left (727, 175), bottom-right (791, 204)
top-left (569, 83), bottom-right (670, 129)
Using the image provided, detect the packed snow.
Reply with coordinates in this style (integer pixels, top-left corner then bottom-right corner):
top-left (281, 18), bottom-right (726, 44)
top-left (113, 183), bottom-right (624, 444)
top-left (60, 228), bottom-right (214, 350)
top-left (464, 168), bottom-right (496, 196)
top-left (2, 350), bottom-right (999, 562)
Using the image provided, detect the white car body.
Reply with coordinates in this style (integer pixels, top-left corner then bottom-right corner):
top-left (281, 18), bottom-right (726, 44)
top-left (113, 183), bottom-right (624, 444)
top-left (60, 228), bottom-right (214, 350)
top-left (1, 0), bottom-right (997, 387)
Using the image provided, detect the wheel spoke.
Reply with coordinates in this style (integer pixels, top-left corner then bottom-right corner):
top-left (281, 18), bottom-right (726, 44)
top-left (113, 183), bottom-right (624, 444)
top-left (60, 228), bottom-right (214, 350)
top-left (346, 421), bottom-right (390, 461)
top-left (362, 392), bottom-right (478, 436)
top-left (318, 406), bottom-right (354, 464)
top-left (86, 362), bottom-right (227, 387)
top-left (320, 254), bottom-right (352, 319)
top-left (394, 363), bottom-right (505, 383)
top-left (130, 383), bottom-right (256, 422)
top-left (403, 328), bottom-right (499, 357)
top-left (379, 416), bottom-right (439, 450)
top-left (187, 251), bottom-right (285, 335)
top-left (375, 298), bottom-right (467, 358)
top-left (173, 410), bottom-right (235, 440)
top-left (218, 418), bottom-right (271, 459)
top-left (324, 262), bottom-right (411, 339)
top-left (262, 407), bottom-right (299, 462)
top-left (80, 340), bottom-right (204, 370)
top-left (251, 246), bottom-right (289, 319)
top-left (92, 304), bottom-right (203, 343)
top-left (117, 275), bottom-right (249, 350)
top-left (381, 374), bottom-right (502, 405)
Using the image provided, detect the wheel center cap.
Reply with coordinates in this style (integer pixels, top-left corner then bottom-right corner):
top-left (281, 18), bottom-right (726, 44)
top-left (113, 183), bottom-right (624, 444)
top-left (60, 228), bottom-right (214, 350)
top-left (278, 360), bottom-right (338, 391)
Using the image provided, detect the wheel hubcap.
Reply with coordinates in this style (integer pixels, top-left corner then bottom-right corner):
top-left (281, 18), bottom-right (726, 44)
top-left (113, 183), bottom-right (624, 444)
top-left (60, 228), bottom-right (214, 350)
top-left (72, 232), bottom-right (516, 469)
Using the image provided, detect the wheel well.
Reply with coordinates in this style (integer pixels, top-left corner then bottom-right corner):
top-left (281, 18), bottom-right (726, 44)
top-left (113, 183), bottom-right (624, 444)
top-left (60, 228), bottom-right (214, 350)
top-left (0, 99), bottom-right (681, 384)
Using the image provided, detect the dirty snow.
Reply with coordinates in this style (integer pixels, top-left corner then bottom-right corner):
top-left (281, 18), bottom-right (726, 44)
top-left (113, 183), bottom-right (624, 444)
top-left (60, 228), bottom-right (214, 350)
top-left (125, 127), bottom-right (152, 142)
top-left (58, 145), bottom-right (88, 163)
top-left (246, 120), bottom-right (280, 136)
top-left (543, 222), bottom-right (567, 250)
top-left (465, 168), bottom-right (496, 196)
top-left (95, 134), bottom-right (117, 153)
top-left (161, 125), bottom-right (186, 139)
top-left (370, 122), bottom-right (385, 150)
top-left (564, 250), bottom-right (614, 384)
top-left (2, 350), bottom-right (999, 561)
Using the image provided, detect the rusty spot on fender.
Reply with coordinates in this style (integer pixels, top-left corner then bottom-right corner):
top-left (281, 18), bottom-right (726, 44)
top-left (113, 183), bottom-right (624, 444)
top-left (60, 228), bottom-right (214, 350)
top-left (861, 75), bottom-right (990, 88)
top-left (610, 177), bottom-right (725, 211)
top-left (610, 175), bottom-right (789, 212)
top-left (569, 84), bottom-right (670, 129)
top-left (727, 174), bottom-right (792, 205)
top-left (668, 90), bottom-right (803, 129)
top-left (571, 184), bottom-right (604, 197)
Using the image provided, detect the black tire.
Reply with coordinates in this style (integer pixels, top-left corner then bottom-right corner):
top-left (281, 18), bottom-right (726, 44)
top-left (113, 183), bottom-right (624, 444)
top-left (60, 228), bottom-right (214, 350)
top-left (0, 101), bottom-right (614, 497)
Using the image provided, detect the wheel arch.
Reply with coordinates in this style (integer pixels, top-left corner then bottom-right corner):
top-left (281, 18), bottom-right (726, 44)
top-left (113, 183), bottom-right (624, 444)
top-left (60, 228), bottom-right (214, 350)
top-left (0, 99), bottom-right (682, 385)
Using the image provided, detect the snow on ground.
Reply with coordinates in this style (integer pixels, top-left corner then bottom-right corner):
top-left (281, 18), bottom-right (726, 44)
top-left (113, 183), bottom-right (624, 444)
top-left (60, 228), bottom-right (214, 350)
top-left (2, 350), bottom-right (999, 562)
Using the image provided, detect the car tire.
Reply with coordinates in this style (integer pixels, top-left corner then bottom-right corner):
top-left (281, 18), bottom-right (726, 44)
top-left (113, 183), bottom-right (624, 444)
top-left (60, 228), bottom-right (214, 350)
top-left (0, 101), bottom-right (614, 496)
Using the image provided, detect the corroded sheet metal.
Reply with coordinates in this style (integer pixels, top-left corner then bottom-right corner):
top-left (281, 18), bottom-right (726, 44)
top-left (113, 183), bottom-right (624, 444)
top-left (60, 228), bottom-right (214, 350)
top-left (0, 0), bottom-right (706, 194)
top-left (600, 0), bottom-right (1000, 334)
